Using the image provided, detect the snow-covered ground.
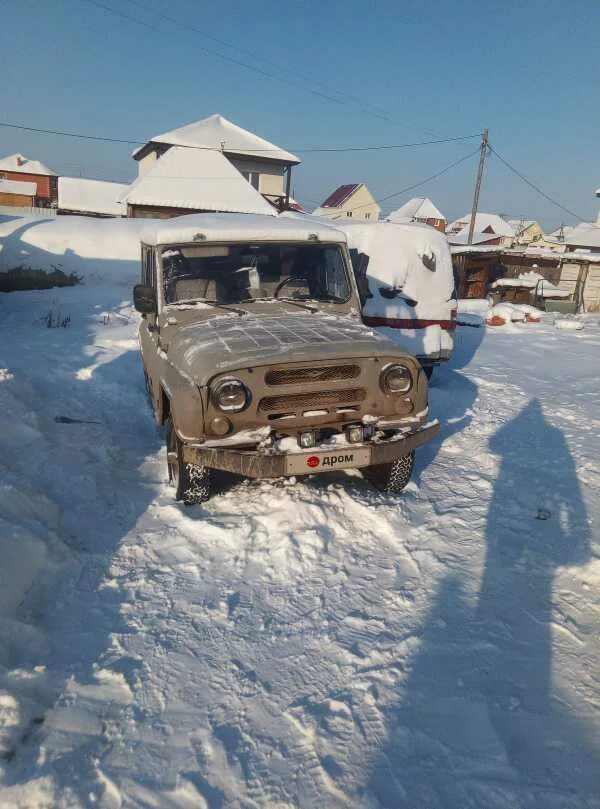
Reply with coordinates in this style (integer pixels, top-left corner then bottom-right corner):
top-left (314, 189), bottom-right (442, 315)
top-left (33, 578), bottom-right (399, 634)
top-left (0, 218), bottom-right (599, 808)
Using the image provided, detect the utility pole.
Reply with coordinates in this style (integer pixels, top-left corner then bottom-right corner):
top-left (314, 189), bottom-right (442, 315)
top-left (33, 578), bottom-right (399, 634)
top-left (467, 128), bottom-right (489, 245)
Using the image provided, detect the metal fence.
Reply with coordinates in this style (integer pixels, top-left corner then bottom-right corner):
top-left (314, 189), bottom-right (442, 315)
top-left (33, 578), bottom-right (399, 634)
top-left (0, 205), bottom-right (57, 217)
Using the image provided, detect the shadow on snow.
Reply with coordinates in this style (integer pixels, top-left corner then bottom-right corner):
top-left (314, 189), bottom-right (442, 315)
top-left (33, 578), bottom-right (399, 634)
top-left (367, 398), bottom-right (597, 808)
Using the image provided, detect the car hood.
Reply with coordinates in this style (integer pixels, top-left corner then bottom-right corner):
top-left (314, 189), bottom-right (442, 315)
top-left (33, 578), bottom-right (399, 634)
top-left (167, 311), bottom-right (401, 385)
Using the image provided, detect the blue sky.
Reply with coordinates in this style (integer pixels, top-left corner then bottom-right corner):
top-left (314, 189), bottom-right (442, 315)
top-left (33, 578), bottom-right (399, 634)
top-left (1, 0), bottom-right (598, 226)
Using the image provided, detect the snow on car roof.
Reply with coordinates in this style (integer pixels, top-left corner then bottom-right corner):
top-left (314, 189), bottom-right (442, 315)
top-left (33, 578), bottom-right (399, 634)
top-left (143, 212), bottom-right (348, 246)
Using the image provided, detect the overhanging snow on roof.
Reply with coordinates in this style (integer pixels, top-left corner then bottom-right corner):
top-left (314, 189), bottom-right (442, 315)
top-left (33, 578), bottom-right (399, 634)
top-left (123, 147), bottom-right (277, 215)
top-left (58, 177), bottom-right (128, 216)
top-left (387, 197), bottom-right (444, 222)
top-left (133, 114), bottom-right (300, 165)
top-left (0, 178), bottom-right (37, 196)
top-left (565, 222), bottom-right (600, 249)
top-left (447, 213), bottom-right (515, 238)
top-left (0, 152), bottom-right (57, 176)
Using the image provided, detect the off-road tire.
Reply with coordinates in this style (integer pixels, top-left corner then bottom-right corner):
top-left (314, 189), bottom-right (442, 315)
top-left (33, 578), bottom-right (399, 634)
top-left (166, 418), bottom-right (211, 504)
top-left (362, 451), bottom-right (415, 494)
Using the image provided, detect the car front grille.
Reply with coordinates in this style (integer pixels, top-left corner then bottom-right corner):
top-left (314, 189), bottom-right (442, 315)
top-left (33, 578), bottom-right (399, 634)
top-left (259, 388), bottom-right (366, 415)
top-left (265, 364), bottom-right (361, 386)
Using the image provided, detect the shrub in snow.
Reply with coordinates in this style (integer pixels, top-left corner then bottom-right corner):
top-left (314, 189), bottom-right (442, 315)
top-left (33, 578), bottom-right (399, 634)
top-left (40, 309), bottom-right (71, 328)
top-left (0, 266), bottom-right (81, 293)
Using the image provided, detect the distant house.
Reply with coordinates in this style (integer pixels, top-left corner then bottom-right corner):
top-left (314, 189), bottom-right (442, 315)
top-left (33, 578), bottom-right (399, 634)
top-left (0, 153), bottom-right (57, 207)
top-left (313, 184), bottom-right (380, 221)
top-left (122, 146), bottom-right (276, 219)
top-left (506, 218), bottom-right (544, 246)
top-left (387, 197), bottom-right (445, 232)
top-left (447, 213), bottom-right (515, 246)
top-left (130, 114), bottom-right (300, 215)
top-left (58, 177), bottom-right (128, 217)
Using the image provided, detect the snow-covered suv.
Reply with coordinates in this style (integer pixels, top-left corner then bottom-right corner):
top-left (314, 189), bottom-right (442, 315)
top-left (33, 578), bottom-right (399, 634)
top-left (134, 213), bottom-right (438, 503)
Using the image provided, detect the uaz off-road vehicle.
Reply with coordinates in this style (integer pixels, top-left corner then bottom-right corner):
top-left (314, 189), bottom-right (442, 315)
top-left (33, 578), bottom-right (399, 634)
top-left (134, 213), bottom-right (439, 503)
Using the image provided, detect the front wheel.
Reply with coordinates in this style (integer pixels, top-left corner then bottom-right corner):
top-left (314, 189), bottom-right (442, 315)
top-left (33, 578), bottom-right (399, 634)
top-left (166, 418), bottom-right (211, 504)
top-left (362, 451), bottom-right (415, 494)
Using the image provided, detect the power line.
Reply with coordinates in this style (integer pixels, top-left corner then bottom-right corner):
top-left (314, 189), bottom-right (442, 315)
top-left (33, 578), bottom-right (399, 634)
top-left (80, 0), bottom-right (404, 126)
top-left (125, 0), bottom-right (397, 126)
top-left (329, 146), bottom-right (481, 217)
top-left (489, 146), bottom-right (584, 222)
top-left (0, 120), bottom-right (481, 154)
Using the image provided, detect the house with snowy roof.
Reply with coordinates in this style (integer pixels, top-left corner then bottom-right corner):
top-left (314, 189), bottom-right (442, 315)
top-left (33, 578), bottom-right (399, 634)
top-left (313, 184), bottom-right (380, 221)
top-left (0, 153), bottom-right (57, 208)
top-left (506, 218), bottom-right (544, 246)
top-left (386, 197), bottom-right (445, 232)
top-left (446, 212), bottom-right (516, 246)
top-left (127, 114), bottom-right (300, 217)
top-left (58, 177), bottom-right (128, 217)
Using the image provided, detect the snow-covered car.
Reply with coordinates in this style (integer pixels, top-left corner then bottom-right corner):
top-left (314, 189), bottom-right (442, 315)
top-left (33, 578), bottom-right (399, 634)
top-left (336, 220), bottom-right (457, 378)
top-left (134, 213), bottom-right (439, 503)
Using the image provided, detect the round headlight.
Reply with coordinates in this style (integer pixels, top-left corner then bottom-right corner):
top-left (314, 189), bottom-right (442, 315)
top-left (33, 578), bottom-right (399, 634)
top-left (212, 378), bottom-right (250, 412)
top-left (381, 363), bottom-right (412, 394)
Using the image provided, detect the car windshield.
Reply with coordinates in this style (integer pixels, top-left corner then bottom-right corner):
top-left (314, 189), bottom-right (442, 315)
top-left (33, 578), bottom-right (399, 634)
top-left (161, 242), bottom-right (351, 306)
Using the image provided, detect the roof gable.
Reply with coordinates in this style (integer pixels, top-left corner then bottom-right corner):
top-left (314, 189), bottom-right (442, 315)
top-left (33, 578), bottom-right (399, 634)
top-left (448, 212), bottom-right (515, 237)
top-left (388, 197), bottom-right (444, 221)
top-left (135, 114), bottom-right (300, 165)
top-left (319, 183), bottom-right (363, 209)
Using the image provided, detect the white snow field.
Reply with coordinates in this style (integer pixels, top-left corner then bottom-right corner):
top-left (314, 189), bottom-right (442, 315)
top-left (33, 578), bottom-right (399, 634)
top-left (0, 215), bottom-right (599, 808)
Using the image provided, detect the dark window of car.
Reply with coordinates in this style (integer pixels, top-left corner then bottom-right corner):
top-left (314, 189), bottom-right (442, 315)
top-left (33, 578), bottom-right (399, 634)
top-left (161, 242), bottom-right (351, 305)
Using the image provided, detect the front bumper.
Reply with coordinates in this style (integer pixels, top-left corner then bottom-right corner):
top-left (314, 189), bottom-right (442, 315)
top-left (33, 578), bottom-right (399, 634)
top-left (182, 421), bottom-right (440, 479)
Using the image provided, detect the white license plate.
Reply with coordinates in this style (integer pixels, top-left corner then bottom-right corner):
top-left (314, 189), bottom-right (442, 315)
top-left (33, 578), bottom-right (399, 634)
top-left (285, 447), bottom-right (371, 475)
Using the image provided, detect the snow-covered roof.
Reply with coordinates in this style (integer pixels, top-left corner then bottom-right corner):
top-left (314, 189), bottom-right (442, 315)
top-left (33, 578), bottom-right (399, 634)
top-left (0, 152), bottom-right (56, 176)
top-left (316, 184), bottom-right (362, 210)
top-left (58, 177), bottom-right (128, 216)
top-left (447, 230), bottom-right (503, 246)
top-left (492, 271), bottom-right (570, 298)
top-left (565, 222), bottom-right (600, 249)
top-left (142, 212), bottom-right (347, 247)
top-left (134, 114), bottom-right (300, 165)
top-left (447, 213), bottom-right (515, 237)
top-left (0, 178), bottom-right (36, 196)
top-left (122, 147), bottom-right (276, 215)
top-left (387, 197), bottom-right (445, 222)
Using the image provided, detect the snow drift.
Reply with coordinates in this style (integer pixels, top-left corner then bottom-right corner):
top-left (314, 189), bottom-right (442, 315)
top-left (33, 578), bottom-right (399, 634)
top-left (0, 214), bottom-right (147, 286)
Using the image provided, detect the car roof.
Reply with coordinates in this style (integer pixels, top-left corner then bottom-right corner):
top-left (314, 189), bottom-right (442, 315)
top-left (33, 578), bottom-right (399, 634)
top-left (143, 212), bottom-right (347, 247)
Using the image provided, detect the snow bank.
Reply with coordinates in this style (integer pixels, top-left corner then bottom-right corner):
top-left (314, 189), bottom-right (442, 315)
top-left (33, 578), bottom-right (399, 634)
top-left (486, 301), bottom-right (543, 326)
top-left (0, 214), bottom-right (148, 286)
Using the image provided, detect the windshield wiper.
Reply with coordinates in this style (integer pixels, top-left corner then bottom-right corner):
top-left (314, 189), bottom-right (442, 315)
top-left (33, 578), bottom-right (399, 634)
top-left (275, 296), bottom-right (318, 313)
top-left (174, 299), bottom-right (247, 317)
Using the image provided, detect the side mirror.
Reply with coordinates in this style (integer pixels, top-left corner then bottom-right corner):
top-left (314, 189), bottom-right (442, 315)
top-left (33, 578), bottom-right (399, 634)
top-left (133, 284), bottom-right (157, 314)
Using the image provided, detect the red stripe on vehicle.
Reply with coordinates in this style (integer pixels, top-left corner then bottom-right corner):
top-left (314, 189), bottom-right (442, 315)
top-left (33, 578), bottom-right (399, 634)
top-left (363, 317), bottom-right (457, 331)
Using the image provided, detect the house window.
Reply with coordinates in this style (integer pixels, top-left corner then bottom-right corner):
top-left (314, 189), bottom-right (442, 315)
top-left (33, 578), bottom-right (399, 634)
top-left (241, 171), bottom-right (260, 191)
top-left (347, 211), bottom-right (352, 217)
